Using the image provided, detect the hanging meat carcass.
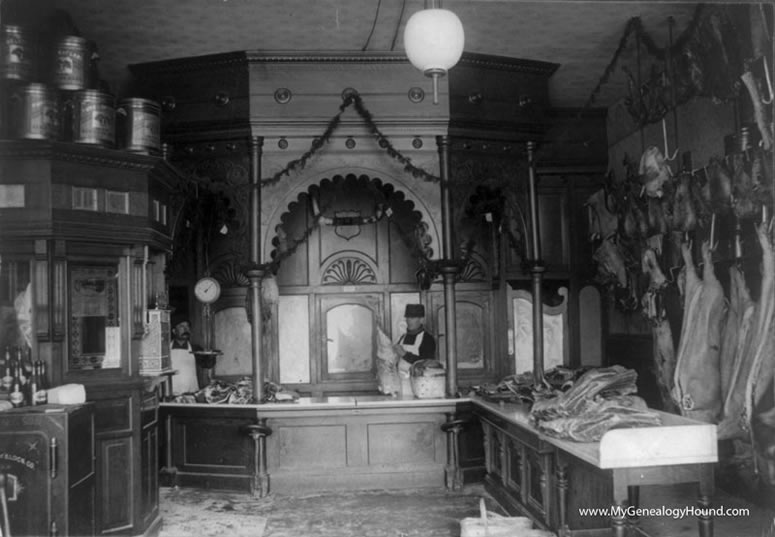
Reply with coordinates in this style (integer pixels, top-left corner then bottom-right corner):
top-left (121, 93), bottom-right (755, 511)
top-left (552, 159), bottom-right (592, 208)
top-left (742, 221), bottom-right (775, 479)
top-left (671, 172), bottom-right (700, 232)
top-left (731, 152), bottom-right (759, 219)
top-left (671, 241), bottom-right (727, 423)
top-left (717, 264), bottom-right (756, 440)
top-left (641, 248), bottom-right (678, 413)
top-left (695, 7), bottom-right (746, 102)
top-left (706, 157), bottom-right (733, 214)
top-left (638, 146), bottom-right (673, 198)
top-left (585, 187), bottom-right (619, 241)
top-left (647, 196), bottom-right (670, 237)
top-left (593, 236), bottom-right (628, 290)
top-left (740, 70), bottom-right (773, 152)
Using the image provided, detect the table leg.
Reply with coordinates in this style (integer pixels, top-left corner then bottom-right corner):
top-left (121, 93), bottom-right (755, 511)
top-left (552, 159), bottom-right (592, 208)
top-left (697, 463), bottom-right (714, 537)
top-left (611, 498), bottom-right (627, 537)
top-left (257, 418), bottom-right (271, 497)
top-left (556, 458), bottom-right (568, 531)
top-left (627, 485), bottom-right (640, 528)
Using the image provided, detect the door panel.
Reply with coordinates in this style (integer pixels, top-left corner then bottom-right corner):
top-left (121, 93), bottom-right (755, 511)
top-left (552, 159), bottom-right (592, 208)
top-left (318, 293), bottom-right (383, 384)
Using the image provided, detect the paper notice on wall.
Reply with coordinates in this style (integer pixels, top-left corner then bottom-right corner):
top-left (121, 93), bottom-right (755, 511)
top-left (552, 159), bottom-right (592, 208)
top-left (103, 326), bottom-right (121, 368)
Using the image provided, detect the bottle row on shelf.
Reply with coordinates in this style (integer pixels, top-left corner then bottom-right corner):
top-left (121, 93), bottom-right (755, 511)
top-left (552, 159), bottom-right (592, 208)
top-left (1, 346), bottom-right (49, 408)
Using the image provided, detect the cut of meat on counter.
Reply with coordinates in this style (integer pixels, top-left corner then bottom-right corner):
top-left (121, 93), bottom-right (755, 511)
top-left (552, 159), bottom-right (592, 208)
top-left (530, 365), bottom-right (661, 442)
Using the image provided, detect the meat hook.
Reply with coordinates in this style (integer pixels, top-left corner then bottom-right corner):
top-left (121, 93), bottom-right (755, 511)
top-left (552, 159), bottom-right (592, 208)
top-left (709, 213), bottom-right (718, 252)
top-left (760, 57), bottom-right (773, 105)
top-left (661, 118), bottom-right (679, 161)
top-left (760, 4), bottom-right (772, 41)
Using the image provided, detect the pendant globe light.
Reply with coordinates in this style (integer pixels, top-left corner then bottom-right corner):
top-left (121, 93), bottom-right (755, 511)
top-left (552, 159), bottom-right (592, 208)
top-left (403, 1), bottom-right (464, 104)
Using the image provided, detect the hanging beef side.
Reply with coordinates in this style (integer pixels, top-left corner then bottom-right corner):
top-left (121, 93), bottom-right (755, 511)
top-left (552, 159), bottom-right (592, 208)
top-left (742, 222), bottom-right (775, 480)
top-left (671, 241), bottom-right (726, 423)
top-left (641, 248), bottom-right (678, 413)
top-left (717, 265), bottom-right (756, 439)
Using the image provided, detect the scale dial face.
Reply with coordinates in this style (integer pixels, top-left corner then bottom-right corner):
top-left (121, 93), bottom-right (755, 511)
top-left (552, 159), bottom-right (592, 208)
top-left (194, 277), bottom-right (221, 304)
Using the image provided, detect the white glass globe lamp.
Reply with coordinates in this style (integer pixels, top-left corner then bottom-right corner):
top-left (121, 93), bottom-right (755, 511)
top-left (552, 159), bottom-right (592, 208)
top-left (403, 7), bottom-right (464, 104)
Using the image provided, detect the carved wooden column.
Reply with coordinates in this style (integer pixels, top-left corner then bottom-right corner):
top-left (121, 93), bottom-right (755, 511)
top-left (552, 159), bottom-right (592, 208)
top-left (437, 135), bottom-right (458, 397)
top-left (526, 141), bottom-right (545, 389)
top-left (248, 135), bottom-right (265, 403)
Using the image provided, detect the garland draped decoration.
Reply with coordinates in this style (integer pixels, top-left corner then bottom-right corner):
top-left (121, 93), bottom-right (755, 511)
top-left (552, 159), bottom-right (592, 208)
top-left (259, 93), bottom-right (440, 187)
top-left (549, 4), bottom-right (708, 150)
top-left (578, 4), bottom-right (704, 114)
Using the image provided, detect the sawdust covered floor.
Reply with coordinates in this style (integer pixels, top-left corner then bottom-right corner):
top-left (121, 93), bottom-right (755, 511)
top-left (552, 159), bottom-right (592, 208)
top-left (158, 481), bottom-right (775, 537)
top-left (158, 484), bottom-right (500, 537)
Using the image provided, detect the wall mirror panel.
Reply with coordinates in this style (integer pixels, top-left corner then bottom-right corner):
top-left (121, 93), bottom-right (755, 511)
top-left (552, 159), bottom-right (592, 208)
top-left (69, 264), bottom-right (121, 370)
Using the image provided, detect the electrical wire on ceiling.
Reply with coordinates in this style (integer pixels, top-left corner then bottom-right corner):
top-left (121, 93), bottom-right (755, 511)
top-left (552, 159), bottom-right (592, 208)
top-left (390, 0), bottom-right (408, 51)
top-left (361, 0), bottom-right (383, 51)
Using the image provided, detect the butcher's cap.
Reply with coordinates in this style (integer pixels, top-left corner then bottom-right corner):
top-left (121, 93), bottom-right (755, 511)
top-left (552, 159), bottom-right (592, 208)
top-left (404, 304), bottom-right (425, 318)
top-left (171, 311), bottom-right (190, 329)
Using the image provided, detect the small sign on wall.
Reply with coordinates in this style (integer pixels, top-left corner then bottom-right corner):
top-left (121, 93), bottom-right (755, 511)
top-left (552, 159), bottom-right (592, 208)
top-left (103, 326), bottom-right (122, 368)
top-left (0, 184), bottom-right (25, 207)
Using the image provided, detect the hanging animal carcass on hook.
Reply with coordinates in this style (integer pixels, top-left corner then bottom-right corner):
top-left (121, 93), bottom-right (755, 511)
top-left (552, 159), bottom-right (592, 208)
top-left (641, 248), bottom-right (678, 414)
top-left (743, 220), bottom-right (775, 484)
top-left (672, 240), bottom-right (726, 424)
top-left (638, 146), bottom-right (674, 199)
top-left (584, 186), bottom-right (619, 241)
top-left (586, 169), bottom-right (645, 312)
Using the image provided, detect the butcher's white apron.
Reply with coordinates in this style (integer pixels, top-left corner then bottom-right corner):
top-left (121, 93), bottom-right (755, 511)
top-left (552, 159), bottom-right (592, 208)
top-left (397, 331), bottom-right (425, 396)
top-left (170, 343), bottom-right (199, 394)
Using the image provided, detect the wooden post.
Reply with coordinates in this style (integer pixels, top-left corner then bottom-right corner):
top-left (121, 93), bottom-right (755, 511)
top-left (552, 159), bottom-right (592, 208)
top-left (248, 136), bottom-right (265, 403)
top-left (526, 141), bottom-right (546, 389)
top-left (437, 135), bottom-right (458, 397)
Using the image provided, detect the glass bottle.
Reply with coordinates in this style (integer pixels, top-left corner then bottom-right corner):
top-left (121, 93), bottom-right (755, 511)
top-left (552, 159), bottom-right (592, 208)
top-left (1, 348), bottom-right (12, 391)
top-left (10, 362), bottom-right (24, 407)
top-left (29, 360), bottom-right (38, 406)
top-left (33, 361), bottom-right (48, 405)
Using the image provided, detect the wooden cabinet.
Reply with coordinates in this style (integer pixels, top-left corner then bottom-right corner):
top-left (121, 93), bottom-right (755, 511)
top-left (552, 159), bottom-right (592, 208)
top-left (0, 140), bottom-right (180, 536)
top-left (0, 403), bottom-right (96, 537)
top-left (87, 381), bottom-right (161, 536)
top-left (477, 408), bottom-right (555, 528)
top-left (140, 391), bottom-right (160, 531)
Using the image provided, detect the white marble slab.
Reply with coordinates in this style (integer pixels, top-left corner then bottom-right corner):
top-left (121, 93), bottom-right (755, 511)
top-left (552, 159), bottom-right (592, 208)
top-left (470, 398), bottom-right (718, 470)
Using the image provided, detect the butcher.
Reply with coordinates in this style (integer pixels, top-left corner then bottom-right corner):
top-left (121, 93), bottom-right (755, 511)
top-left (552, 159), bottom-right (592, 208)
top-left (394, 304), bottom-right (436, 365)
top-left (170, 313), bottom-right (202, 395)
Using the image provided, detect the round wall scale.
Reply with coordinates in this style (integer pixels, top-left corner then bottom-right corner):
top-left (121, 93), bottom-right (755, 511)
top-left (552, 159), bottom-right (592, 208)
top-left (194, 276), bottom-right (221, 304)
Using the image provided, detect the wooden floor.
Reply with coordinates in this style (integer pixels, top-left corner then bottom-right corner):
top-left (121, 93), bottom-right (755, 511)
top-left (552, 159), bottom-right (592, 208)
top-left (158, 482), bottom-right (774, 537)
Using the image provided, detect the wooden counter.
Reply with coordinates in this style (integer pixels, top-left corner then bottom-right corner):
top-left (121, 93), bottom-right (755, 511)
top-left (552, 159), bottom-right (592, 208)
top-left (159, 396), bottom-right (458, 494)
top-left (159, 395), bottom-right (717, 537)
top-left (472, 398), bottom-right (717, 537)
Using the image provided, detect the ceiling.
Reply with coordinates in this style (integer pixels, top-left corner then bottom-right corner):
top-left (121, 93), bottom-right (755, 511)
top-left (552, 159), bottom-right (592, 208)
top-left (4, 0), bottom-right (713, 109)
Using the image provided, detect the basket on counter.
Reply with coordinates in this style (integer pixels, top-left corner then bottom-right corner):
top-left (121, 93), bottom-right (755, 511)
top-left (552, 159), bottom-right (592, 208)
top-left (410, 359), bottom-right (446, 399)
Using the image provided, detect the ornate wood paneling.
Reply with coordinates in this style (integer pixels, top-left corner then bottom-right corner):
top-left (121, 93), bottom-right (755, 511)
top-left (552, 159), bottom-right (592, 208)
top-left (321, 257), bottom-right (377, 285)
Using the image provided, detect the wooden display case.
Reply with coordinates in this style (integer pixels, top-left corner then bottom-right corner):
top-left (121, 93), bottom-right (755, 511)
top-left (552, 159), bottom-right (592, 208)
top-left (0, 140), bottom-right (183, 536)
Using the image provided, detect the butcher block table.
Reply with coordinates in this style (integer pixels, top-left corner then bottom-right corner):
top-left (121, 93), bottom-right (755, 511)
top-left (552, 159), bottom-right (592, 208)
top-left (471, 398), bottom-right (718, 537)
